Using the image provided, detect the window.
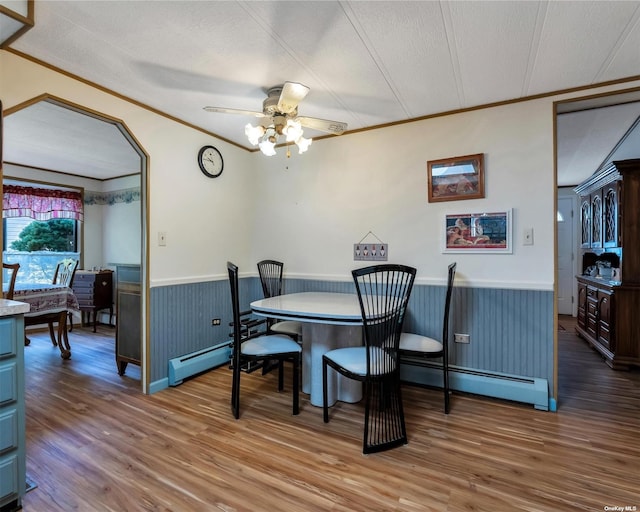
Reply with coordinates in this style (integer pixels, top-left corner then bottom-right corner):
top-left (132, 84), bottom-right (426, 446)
top-left (3, 183), bottom-right (82, 284)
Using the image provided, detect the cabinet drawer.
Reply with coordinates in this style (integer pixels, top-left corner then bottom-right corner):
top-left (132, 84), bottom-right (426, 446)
top-left (72, 279), bottom-right (95, 290)
top-left (598, 325), bottom-right (612, 350)
top-left (0, 453), bottom-right (19, 503)
top-left (0, 409), bottom-right (18, 454)
top-left (0, 363), bottom-right (17, 406)
top-left (74, 273), bottom-right (97, 285)
top-left (586, 286), bottom-right (598, 299)
top-left (0, 320), bottom-right (17, 358)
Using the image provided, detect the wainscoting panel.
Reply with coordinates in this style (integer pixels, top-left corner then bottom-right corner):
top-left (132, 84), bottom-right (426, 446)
top-left (149, 278), bottom-right (554, 396)
top-left (149, 277), bottom-right (262, 383)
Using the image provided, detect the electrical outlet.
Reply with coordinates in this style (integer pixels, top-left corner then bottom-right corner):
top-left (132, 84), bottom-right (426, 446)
top-left (211, 318), bottom-right (221, 326)
top-left (454, 333), bottom-right (470, 344)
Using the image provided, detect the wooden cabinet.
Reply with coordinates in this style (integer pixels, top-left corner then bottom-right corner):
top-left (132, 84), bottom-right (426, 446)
top-left (115, 265), bottom-right (141, 375)
top-left (0, 312), bottom-right (26, 511)
top-left (574, 159), bottom-right (640, 370)
top-left (576, 281), bottom-right (587, 329)
top-left (597, 289), bottom-right (613, 350)
top-left (72, 270), bottom-right (113, 332)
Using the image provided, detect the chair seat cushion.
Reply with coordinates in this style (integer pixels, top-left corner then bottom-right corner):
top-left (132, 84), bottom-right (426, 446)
top-left (241, 334), bottom-right (302, 357)
top-left (324, 346), bottom-right (394, 376)
top-left (399, 332), bottom-right (443, 354)
top-left (270, 320), bottom-right (303, 337)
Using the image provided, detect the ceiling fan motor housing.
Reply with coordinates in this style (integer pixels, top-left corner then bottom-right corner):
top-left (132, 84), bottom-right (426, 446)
top-left (263, 86), bottom-right (297, 117)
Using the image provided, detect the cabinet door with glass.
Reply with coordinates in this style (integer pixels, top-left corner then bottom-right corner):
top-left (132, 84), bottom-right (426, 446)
top-left (603, 182), bottom-right (620, 248)
top-left (590, 192), bottom-right (603, 249)
top-left (580, 199), bottom-right (591, 248)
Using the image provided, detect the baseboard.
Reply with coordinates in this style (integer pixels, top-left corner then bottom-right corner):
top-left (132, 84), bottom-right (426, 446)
top-left (168, 341), bottom-right (232, 386)
top-left (401, 361), bottom-right (549, 411)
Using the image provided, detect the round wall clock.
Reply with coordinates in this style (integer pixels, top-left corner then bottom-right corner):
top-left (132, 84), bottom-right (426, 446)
top-left (197, 145), bottom-right (224, 178)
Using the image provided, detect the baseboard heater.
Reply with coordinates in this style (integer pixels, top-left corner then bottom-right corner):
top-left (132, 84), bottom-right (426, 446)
top-left (401, 360), bottom-right (549, 411)
top-left (168, 341), bottom-right (232, 386)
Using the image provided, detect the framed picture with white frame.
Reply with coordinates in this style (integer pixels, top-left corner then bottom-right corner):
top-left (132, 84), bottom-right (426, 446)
top-left (443, 210), bottom-right (512, 253)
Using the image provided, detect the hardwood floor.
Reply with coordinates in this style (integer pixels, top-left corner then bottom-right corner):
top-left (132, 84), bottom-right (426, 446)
top-left (20, 318), bottom-right (639, 511)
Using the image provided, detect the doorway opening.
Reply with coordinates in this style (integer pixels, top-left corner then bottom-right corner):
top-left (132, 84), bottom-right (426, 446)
top-left (2, 95), bottom-right (149, 393)
top-left (555, 87), bottom-right (640, 405)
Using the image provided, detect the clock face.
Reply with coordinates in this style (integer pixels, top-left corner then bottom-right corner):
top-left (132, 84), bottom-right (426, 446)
top-left (198, 145), bottom-right (224, 178)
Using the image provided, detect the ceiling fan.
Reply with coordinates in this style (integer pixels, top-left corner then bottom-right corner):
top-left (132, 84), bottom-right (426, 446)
top-left (204, 81), bottom-right (347, 156)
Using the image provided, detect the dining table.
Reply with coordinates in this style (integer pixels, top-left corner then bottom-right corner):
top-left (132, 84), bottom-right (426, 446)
top-left (250, 291), bottom-right (364, 407)
top-left (9, 283), bottom-right (80, 359)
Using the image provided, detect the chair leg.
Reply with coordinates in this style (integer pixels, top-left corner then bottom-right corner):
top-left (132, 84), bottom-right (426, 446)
top-left (278, 360), bottom-right (284, 391)
top-left (443, 363), bottom-right (450, 414)
top-left (292, 355), bottom-right (300, 415)
top-left (322, 358), bottom-right (329, 423)
top-left (48, 321), bottom-right (57, 346)
top-left (231, 356), bottom-right (241, 419)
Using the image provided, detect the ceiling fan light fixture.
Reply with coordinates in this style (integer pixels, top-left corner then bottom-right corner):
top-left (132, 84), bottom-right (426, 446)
top-left (210, 81), bottom-right (345, 157)
top-left (295, 135), bottom-right (312, 154)
top-left (258, 138), bottom-right (277, 156)
top-left (245, 123), bottom-right (265, 145)
top-left (283, 119), bottom-right (303, 142)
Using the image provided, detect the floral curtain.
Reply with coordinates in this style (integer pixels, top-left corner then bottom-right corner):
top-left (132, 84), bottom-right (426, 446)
top-left (2, 185), bottom-right (84, 221)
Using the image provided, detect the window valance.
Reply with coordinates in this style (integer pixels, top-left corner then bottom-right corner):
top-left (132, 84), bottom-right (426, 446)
top-left (2, 185), bottom-right (84, 221)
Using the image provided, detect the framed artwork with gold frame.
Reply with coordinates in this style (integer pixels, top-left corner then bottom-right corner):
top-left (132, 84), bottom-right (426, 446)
top-left (427, 153), bottom-right (484, 202)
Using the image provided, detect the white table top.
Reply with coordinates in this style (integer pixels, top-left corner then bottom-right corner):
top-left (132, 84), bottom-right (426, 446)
top-left (250, 292), bottom-right (362, 325)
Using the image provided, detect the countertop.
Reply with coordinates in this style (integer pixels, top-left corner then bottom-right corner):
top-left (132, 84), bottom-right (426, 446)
top-left (0, 299), bottom-right (31, 317)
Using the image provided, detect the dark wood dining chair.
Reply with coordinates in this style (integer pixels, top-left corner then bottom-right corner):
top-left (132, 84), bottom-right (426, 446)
top-left (228, 261), bottom-right (302, 418)
top-left (48, 258), bottom-right (79, 346)
top-left (256, 259), bottom-right (303, 342)
top-left (322, 264), bottom-right (416, 454)
top-left (2, 262), bottom-right (20, 300)
top-left (399, 262), bottom-right (456, 414)
top-left (53, 258), bottom-right (79, 288)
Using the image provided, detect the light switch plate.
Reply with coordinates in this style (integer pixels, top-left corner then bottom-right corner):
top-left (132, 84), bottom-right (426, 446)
top-left (523, 228), bottom-right (534, 245)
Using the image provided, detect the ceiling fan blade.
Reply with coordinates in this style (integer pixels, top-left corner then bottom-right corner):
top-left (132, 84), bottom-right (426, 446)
top-left (203, 106), bottom-right (266, 118)
top-left (277, 82), bottom-right (310, 115)
top-left (297, 116), bottom-right (347, 135)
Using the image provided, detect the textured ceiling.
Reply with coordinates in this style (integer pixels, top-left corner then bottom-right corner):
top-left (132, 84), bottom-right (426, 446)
top-left (3, 1), bottom-right (640, 183)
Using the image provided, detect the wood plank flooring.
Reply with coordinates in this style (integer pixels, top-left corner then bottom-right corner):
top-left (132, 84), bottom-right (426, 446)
top-left (20, 316), bottom-right (640, 511)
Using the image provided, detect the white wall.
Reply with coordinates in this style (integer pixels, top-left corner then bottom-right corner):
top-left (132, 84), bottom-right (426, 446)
top-left (101, 175), bottom-right (141, 267)
top-left (252, 101), bottom-right (555, 289)
top-left (1, 51), bottom-right (255, 287)
top-left (4, 51), bottom-right (640, 291)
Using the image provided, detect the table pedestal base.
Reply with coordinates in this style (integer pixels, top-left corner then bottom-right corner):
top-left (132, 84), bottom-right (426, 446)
top-left (302, 323), bottom-right (363, 407)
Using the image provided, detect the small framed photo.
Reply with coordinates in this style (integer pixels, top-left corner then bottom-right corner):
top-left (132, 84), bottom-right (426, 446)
top-left (444, 210), bottom-right (512, 253)
top-left (427, 153), bottom-right (484, 202)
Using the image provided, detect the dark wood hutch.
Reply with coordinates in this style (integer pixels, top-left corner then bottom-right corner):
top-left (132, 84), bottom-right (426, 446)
top-left (574, 159), bottom-right (640, 370)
